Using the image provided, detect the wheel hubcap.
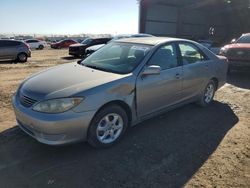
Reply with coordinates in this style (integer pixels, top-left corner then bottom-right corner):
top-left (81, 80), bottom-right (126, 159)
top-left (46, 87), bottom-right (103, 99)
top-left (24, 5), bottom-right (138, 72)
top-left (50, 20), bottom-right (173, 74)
top-left (96, 113), bottom-right (123, 144)
top-left (19, 54), bottom-right (26, 61)
top-left (204, 83), bottom-right (214, 103)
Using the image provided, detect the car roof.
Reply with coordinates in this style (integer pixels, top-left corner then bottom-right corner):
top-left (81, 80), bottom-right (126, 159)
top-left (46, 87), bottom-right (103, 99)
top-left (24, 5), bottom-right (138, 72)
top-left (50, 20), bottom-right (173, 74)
top-left (116, 37), bottom-right (192, 46)
top-left (0, 39), bottom-right (22, 42)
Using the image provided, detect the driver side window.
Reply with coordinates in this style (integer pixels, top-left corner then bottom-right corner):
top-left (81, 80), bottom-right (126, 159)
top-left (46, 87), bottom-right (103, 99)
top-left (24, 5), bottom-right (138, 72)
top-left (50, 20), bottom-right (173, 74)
top-left (148, 44), bottom-right (178, 70)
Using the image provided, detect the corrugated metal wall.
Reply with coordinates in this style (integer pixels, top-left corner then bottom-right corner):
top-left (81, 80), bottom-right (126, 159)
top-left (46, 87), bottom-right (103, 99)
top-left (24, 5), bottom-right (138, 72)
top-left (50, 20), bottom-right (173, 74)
top-left (139, 0), bottom-right (250, 42)
top-left (145, 5), bottom-right (178, 36)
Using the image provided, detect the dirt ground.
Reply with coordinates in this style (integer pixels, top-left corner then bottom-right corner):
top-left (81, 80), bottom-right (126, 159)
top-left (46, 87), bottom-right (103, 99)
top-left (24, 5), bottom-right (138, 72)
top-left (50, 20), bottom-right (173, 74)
top-left (0, 49), bottom-right (249, 188)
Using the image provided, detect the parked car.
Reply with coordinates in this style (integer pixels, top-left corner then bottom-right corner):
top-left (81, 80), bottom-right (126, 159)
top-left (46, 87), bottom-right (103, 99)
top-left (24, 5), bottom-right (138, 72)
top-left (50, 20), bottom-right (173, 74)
top-left (51, 39), bottom-right (77, 49)
top-left (85, 34), bottom-right (155, 56)
top-left (130, 33), bottom-right (155, 38)
top-left (198, 39), bottom-right (221, 55)
top-left (69, 37), bottom-right (111, 57)
top-left (25, 39), bottom-right (47, 50)
top-left (12, 37), bottom-right (228, 148)
top-left (220, 33), bottom-right (250, 72)
top-left (0, 39), bottom-right (31, 62)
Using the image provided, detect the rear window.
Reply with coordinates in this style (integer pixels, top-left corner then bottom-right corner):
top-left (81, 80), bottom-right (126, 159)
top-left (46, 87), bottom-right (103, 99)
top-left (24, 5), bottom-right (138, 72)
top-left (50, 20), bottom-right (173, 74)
top-left (0, 40), bottom-right (21, 47)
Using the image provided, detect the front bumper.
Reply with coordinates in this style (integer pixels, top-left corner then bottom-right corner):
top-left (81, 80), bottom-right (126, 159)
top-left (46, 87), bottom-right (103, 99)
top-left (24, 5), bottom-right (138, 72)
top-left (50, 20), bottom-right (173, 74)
top-left (69, 51), bottom-right (80, 56)
top-left (27, 50), bottom-right (31, 57)
top-left (69, 48), bottom-right (81, 56)
top-left (12, 94), bottom-right (96, 145)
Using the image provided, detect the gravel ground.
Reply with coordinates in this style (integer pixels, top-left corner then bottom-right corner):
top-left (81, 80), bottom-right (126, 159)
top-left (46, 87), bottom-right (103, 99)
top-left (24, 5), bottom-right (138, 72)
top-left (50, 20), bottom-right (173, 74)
top-left (0, 49), bottom-right (249, 188)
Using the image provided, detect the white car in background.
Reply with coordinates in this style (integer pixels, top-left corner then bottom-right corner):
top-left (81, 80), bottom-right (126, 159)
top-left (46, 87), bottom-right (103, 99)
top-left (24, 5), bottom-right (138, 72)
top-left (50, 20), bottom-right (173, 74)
top-left (25, 39), bottom-right (47, 50)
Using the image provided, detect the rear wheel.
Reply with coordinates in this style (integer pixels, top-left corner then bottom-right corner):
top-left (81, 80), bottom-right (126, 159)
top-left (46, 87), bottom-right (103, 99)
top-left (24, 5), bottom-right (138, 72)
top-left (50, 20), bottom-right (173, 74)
top-left (17, 53), bottom-right (28, 63)
top-left (197, 80), bottom-right (216, 107)
top-left (87, 105), bottom-right (128, 148)
top-left (38, 45), bottom-right (44, 50)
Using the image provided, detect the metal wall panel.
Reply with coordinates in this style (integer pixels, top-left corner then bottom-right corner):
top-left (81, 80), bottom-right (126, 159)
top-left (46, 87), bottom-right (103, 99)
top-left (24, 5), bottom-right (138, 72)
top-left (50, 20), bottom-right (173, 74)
top-left (145, 21), bottom-right (177, 35)
top-left (144, 4), bottom-right (178, 36)
top-left (140, 0), bottom-right (250, 41)
top-left (146, 5), bottom-right (178, 22)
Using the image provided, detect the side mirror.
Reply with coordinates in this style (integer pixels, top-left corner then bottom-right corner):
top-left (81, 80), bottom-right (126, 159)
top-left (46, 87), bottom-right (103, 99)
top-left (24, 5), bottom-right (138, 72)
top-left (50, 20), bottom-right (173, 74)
top-left (141, 65), bottom-right (161, 76)
top-left (231, 38), bottom-right (236, 43)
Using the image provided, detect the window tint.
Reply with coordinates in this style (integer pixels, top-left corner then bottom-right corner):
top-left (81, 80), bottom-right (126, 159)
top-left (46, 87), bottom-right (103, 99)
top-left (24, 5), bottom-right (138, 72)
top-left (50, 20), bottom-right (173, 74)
top-left (2, 40), bottom-right (20, 47)
top-left (31, 40), bottom-right (38, 43)
top-left (81, 38), bottom-right (92, 44)
top-left (0, 41), bottom-right (4, 47)
top-left (148, 44), bottom-right (178, 70)
top-left (237, 35), bottom-right (250, 43)
top-left (179, 43), bottom-right (205, 65)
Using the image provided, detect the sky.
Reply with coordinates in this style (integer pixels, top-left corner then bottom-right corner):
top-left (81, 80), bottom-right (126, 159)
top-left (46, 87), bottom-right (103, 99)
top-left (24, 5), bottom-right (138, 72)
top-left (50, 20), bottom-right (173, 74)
top-left (0, 0), bottom-right (139, 35)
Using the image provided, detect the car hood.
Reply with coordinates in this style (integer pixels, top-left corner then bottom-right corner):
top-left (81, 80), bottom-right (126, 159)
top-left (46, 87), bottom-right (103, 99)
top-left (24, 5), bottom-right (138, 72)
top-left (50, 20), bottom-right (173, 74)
top-left (70, 43), bottom-right (86, 47)
top-left (20, 62), bottom-right (125, 100)
top-left (224, 43), bottom-right (250, 49)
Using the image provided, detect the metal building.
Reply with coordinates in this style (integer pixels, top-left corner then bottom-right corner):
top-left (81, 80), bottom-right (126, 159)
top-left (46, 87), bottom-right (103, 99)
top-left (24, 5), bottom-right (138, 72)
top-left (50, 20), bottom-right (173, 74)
top-left (139, 0), bottom-right (250, 43)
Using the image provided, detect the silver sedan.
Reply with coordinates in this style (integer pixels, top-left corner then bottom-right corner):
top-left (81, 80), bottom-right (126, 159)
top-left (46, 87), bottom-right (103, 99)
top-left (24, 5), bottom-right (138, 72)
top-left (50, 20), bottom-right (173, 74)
top-left (12, 37), bottom-right (228, 148)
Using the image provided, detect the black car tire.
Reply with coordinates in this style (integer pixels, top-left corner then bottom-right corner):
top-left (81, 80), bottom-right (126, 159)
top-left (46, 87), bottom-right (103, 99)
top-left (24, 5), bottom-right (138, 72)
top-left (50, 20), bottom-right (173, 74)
top-left (38, 45), bottom-right (44, 50)
top-left (87, 105), bottom-right (128, 148)
top-left (17, 53), bottom-right (28, 63)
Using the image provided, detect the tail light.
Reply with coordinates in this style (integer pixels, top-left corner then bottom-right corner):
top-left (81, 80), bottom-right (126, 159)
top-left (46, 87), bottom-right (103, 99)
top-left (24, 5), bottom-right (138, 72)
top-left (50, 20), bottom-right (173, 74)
top-left (24, 42), bottom-right (30, 49)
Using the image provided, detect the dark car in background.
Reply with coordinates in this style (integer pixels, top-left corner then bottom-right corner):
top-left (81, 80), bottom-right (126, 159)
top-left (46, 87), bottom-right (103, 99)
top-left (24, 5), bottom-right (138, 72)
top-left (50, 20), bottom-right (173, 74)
top-left (51, 39), bottom-right (78, 49)
top-left (0, 39), bottom-right (31, 62)
top-left (85, 33), bottom-right (155, 56)
top-left (69, 37), bottom-right (111, 57)
top-left (198, 39), bottom-right (221, 55)
top-left (220, 33), bottom-right (250, 72)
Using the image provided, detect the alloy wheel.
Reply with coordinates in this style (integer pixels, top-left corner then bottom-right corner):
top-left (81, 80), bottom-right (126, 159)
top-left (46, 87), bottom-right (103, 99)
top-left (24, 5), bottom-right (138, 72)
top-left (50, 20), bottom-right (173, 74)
top-left (204, 83), bottom-right (215, 103)
top-left (96, 113), bottom-right (124, 144)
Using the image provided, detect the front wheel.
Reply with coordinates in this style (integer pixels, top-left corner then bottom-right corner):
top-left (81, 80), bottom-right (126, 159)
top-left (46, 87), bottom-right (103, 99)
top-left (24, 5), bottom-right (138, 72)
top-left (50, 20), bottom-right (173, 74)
top-left (197, 80), bottom-right (216, 107)
top-left (87, 105), bottom-right (128, 148)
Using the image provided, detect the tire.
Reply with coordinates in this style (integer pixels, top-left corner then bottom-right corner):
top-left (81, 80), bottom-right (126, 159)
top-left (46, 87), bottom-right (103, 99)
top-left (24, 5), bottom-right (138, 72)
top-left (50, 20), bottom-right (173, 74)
top-left (38, 45), bottom-right (44, 50)
top-left (87, 105), bottom-right (128, 148)
top-left (197, 80), bottom-right (216, 107)
top-left (17, 53), bottom-right (28, 63)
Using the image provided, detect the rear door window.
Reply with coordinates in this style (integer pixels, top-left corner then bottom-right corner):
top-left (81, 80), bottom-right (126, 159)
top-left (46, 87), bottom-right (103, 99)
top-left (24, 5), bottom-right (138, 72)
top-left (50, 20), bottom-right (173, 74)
top-left (178, 43), bottom-right (207, 65)
top-left (26, 40), bottom-right (37, 43)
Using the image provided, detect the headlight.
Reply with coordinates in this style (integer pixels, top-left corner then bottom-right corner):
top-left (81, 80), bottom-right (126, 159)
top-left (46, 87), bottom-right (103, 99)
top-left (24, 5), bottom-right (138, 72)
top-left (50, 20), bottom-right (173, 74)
top-left (32, 98), bottom-right (84, 113)
top-left (219, 47), bottom-right (228, 55)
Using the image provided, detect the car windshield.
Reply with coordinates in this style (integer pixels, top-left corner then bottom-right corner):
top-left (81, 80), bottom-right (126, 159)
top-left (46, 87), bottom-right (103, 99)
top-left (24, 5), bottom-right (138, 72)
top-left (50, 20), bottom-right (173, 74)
top-left (81, 38), bottom-right (92, 44)
top-left (58, 39), bottom-right (66, 43)
top-left (237, 35), bottom-right (250, 43)
top-left (81, 42), bottom-right (151, 74)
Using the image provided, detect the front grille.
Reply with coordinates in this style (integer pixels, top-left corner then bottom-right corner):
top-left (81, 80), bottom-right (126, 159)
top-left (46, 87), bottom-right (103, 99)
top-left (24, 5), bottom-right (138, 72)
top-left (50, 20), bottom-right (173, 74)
top-left (227, 48), bottom-right (250, 60)
top-left (19, 93), bottom-right (37, 107)
top-left (69, 47), bottom-right (79, 52)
